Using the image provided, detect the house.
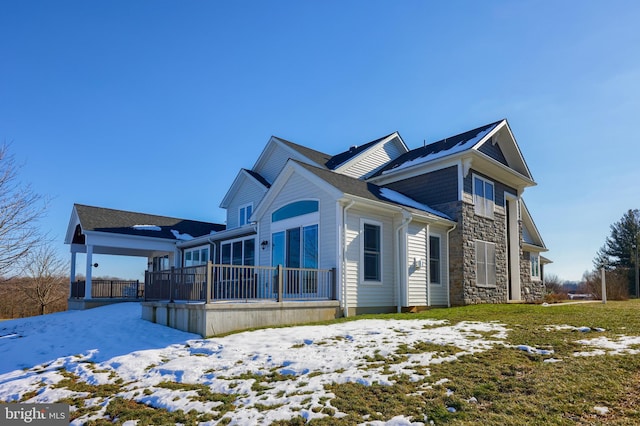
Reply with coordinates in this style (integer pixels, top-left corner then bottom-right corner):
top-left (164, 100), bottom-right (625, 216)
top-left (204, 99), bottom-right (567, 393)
top-left (65, 119), bottom-right (549, 332)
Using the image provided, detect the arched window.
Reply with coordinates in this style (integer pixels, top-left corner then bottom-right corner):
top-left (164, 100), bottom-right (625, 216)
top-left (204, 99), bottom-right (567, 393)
top-left (272, 200), bottom-right (319, 222)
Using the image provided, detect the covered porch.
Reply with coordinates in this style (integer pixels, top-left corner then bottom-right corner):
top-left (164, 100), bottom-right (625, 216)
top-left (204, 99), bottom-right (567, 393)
top-left (65, 204), bottom-right (224, 309)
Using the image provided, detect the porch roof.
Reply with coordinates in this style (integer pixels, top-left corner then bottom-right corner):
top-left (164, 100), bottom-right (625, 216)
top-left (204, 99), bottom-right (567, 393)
top-left (65, 204), bottom-right (226, 256)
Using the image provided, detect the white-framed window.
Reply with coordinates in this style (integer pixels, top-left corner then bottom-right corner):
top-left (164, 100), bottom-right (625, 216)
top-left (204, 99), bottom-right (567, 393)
top-left (475, 240), bottom-right (496, 287)
top-left (221, 237), bottom-right (256, 266)
top-left (239, 203), bottom-right (253, 227)
top-left (429, 235), bottom-right (441, 285)
top-left (473, 174), bottom-right (495, 218)
top-left (184, 245), bottom-right (210, 267)
top-left (361, 219), bottom-right (382, 283)
top-left (530, 253), bottom-right (540, 280)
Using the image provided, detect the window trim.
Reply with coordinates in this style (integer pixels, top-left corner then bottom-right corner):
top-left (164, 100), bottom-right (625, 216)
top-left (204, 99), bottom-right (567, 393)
top-left (530, 252), bottom-right (541, 280)
top-left (475, 240), bottom-right (497, 288)
top-left (272, 200), bottom-right (319, 223)
top-left (239, 202), bottom-right (253, 227)
top-left (221, 236), bottom-right (256, 266)
top-left (361, 218), bottom-right (383, 285)
top-left (183, 245), bottom-right (210, 267)
top-left (473, 174), bottom-right (495, 219)
top-left (429, 234), bottom-right (442, 285)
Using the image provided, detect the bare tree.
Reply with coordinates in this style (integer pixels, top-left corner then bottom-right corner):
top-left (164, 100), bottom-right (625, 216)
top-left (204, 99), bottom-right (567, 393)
top-left (20, 244), bottom-right (68, 315)
top-left (0, 143), bottom-right (46, 278)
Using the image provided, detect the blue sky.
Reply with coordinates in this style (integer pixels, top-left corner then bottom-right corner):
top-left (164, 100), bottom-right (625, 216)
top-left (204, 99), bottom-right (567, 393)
top-left (1, 1), bottom-right (639, 282)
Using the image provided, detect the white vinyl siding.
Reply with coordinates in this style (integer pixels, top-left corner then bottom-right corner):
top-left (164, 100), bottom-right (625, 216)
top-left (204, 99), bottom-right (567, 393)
top-left (361, 220), bottom-right (383, 283)
top-left (407, 223), bottom-right (427, 306)
top-left (239, 203), bottom-right (253, 227)
top-left (429, 229), bottom-right (449, 306)
top-left (344, 207), bottom-right (396, 309)
top-left (226, 177), bottom-right (267, 229)
top-left (338, 140), bottom-right (405, 179)
top-left (256, 172), bottom-right (337, 272)
top-left (476, 240), bottom-right (496, 287)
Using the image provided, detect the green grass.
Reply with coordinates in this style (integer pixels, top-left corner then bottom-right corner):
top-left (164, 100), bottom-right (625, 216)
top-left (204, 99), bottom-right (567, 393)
top-left (309, 300), bottom-right (640, 425)
top-left (45, 300), bottom-right (640, 425)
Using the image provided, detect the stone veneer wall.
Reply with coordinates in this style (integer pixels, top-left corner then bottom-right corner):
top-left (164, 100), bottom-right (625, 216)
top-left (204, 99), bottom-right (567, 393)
top-left (435, 200), bottom-right (540, 305)
top-left (520, 251), bottom-right (546, 302)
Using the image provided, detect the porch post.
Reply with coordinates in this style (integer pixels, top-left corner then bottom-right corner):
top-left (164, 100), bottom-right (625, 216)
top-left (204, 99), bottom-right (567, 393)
top-left (69, 251), bottom-right (77, 298)
top-left (85, 245), bottom-right (93, 299)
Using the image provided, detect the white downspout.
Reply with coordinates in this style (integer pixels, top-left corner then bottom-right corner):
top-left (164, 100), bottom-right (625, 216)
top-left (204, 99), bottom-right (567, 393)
top-left (395, 210), bottom-right (412, 313)
top-left (426, 223), bottom-right (431, 307)
top-left (446, 224), bottom-right (457, 308)
top-left (342, 200), bottom-right (355, 318)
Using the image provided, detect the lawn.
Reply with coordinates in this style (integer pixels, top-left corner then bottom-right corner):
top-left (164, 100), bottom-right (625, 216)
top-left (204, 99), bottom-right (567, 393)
top-left (2, 300), bottom-right (640, 425)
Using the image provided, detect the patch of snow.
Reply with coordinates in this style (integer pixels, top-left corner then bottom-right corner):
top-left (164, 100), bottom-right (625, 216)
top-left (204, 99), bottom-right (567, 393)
top-left (378, 188), bottom-right (451, 219)
top-left (516, 344), bottom-right (554, 356)
top-left (132, 225), bottom-right (161, 231)
top-left (594, 406), bottom-right (609, 415)
top-left (364, 415), bottom-right (425, 426)
top-left (543, 358), bottom-right (562, 363)
top-left (382, 125), bottom-right (497, 175)
top-left (0, 305), bottom-right (510, 424)
top-left (170, 229), bottom-right (194, 240)
top-left (575, 335), bottom-right (640, 355)
top-left (447, 406), bottom-right (457, 413)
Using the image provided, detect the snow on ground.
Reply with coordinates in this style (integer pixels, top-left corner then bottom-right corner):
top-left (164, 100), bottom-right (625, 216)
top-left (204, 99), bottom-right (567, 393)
top-left (0, 303), bottom-right (638, 425)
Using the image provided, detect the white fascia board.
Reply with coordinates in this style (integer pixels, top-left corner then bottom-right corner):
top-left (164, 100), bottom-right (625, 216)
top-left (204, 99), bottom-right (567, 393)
top-left (219, 169), bottom-right (268, 208)
top-left (333, 132), bottom-right (405, 173)
top-left (176, 224), bottom-right (257, 248)
top-left (367, 157), bottom-right (461, 185)
top-left (251, 161), bottom-right (343, 221)
top-left (500, 121), bottom-right (534, 181)
top-left (470, 151), bottom-right (536, 190)
top-left (219, 170), bottom-right (247, 209)
top-left (253, 136), bottom-right (325, 173)
top-left (82, 230), bottom-right (178, 253)
top-left (64, 205), bottom-right (81, 244)
top-left (521, 200), bottom-right (546, 249)
top-left (341, 194), bottom-right (455, 226)
top-left (274, 137), bottom-right (326, 168)
top-left (251, 136), bottom-right (280, 173)
top-left (523, 242), bottom-right (548, 253)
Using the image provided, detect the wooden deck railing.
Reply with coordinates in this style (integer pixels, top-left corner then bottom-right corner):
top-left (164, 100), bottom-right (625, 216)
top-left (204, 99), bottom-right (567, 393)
top-left (70, 280), bottom-right (143, 299)
top-left (144, 263), bottom-right (336, 303)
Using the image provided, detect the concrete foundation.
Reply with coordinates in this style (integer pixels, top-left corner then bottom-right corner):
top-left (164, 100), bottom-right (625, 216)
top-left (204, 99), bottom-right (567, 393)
top-left (142, 300), bottom-right (342, 337)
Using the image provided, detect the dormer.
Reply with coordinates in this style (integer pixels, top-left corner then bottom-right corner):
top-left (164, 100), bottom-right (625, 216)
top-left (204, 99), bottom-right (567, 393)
top-left (327, 132), bottom-right (409, 180)
top-left (252, 136), bottom-right (332, 184)
top-left (220, 169), bottom-right (270, 229)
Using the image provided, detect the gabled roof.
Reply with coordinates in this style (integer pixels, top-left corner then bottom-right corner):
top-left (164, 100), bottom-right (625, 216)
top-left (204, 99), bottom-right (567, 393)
top-left (245, 169), bottom-right (271, 188)
top-left (293, 161), bottom-right (452, 221)
top-left (521, 200), bottom-right (547, 252)
top-left (68, 204), bottom-right (225, 243)
top-left (220, 169), bottom-right (270, 209)
top-left (325, 132), bottom-right (396, 170)
top-left (372, 120), bottom-right (503, 177)
top-left (275, 137), bottom-right (333, 169)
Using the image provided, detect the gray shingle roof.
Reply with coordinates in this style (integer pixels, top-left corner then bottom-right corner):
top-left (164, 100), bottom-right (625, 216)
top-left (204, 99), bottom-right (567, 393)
top-left (275, 137), bottom-right (333, 168)
top-left (371, 120), bottom-right (503, 177)
top-left (293, 161), bottom-right (451, 220)
top-left (325, 133), bottom-right (396, 170)
top-left (74, 204), bottom-right (225, 240)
